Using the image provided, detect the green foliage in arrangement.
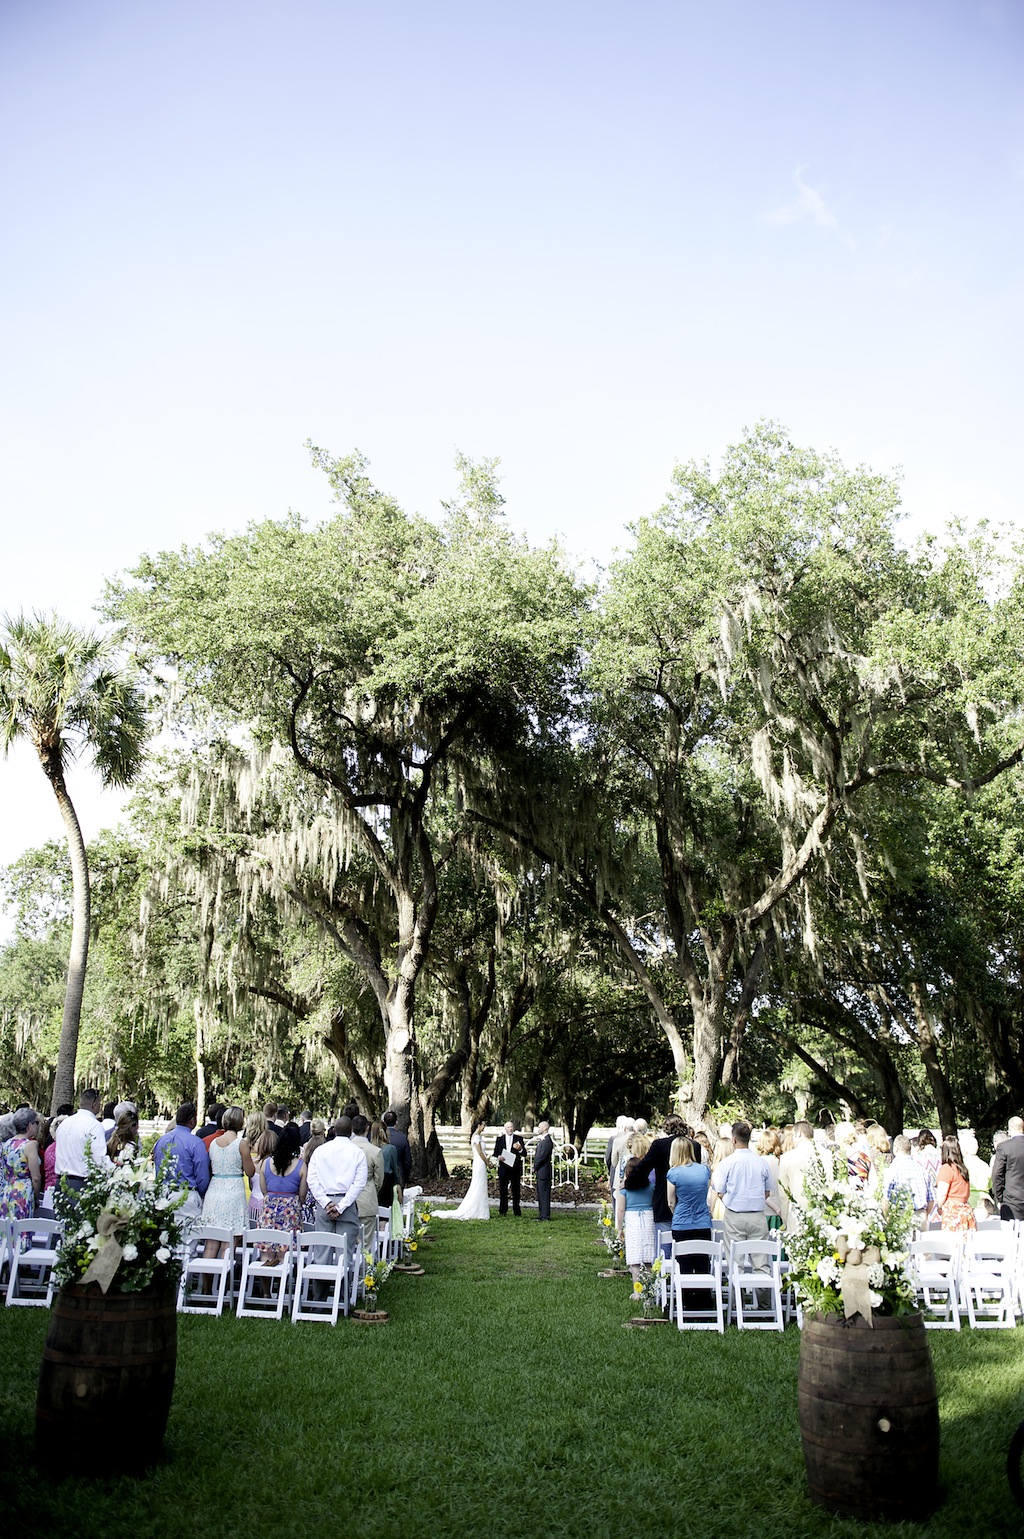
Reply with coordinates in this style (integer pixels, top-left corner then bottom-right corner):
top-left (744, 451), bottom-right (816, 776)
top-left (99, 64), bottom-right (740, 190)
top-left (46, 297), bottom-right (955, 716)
top-left (0, 1216), bottom-right (1020, 1537)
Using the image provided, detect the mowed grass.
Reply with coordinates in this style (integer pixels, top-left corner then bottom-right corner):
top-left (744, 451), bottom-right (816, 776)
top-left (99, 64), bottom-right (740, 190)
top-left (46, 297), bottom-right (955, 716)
top-left (1, 1213), bottom-right (1023, 1538)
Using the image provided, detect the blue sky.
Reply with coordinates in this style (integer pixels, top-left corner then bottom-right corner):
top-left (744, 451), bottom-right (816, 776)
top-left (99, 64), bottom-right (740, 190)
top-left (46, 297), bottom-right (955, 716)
top-left (1, 0), bottom-right (1023, 892)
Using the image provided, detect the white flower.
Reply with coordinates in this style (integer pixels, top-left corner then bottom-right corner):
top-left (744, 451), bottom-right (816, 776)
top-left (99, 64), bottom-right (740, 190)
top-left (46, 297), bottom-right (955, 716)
top-left (77, 1222), bottom-right (94, 1240)
top-left (121, 1242), bottom-right (139, 1261)
top-left (88, 1235), bottom-right (102, 1251)
top-left (159, 1230), bottom-right (170, 1245)
top-left (868, 1263), bottom-right (885, 1288)
top-left (816, 1258), bottom-right (840, 1285)
top-left (155, 1196), bottom-right (173, 1210)
top-left (868, 1290), bottom-right (883, 1308)
top-left (156, 1246), bottom-right (171, 1264)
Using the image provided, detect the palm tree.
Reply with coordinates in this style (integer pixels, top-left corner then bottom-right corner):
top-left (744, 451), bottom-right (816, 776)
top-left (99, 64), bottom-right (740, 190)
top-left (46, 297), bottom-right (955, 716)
top-left (0, 614), bottom-right (148, 1111)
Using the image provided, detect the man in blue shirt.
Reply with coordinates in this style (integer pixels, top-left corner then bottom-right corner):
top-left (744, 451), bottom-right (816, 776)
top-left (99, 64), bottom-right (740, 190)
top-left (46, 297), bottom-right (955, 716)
top-left (153, 1102), bottom-right (212, 1225)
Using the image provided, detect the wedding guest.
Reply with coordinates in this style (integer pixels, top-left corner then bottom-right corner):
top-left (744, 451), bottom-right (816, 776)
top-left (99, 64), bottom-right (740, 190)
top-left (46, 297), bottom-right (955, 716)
top-left (936, 1137), bottom-right (976, 1233)
top-left (621, 1131), bottom-right (656, 1281)
top-left (100, 1100), bottom-right (117, 1136)
top-left (197, 1102), bottom-right (227, 1147)
top-left (259, 1123), bottom-right (307, 1265)
top-left (202, 1105), bottom-right (253, 1243)
top-left (913, 1128), bottom-right (941, 1186)
top-left (107, 1106), bottom-right (140, 1160)
top-left (991, 1115), bottom-right (1024, 1221)
top-left (756, 1128), bottom-right (782, 1226)
top-left (351, 1115), bottom-right (384, 1251)
top-left (0, 1106), bottom-right (42, 1219)
top-left (38, 1114), bottom-right (66, 1212)
top-left (383, 1110), bottom-right (412, 1186)
top-left (779, 1120), bottom-right (817, 1230)
top-left (884, 1135), bottom-right (931, 1225)
top-left (306, 1116), bottom-right (367, 1257)
top-left (708, 1121), bottom-right (775, 1257)
top-left (55, 1087), bottom-right (109, 1193)
top-left (708, 1136), bottom-right (734, 1222)
top-left (666, 1135), bottom-right (713, 1308)
top-left (246, 1112), bottom-right (277, 1225)
top-left (371, 1118), bottom-right (401, 1208)
top-left (865, 1125), bottom-right (892, 1197)
top-left (958, 1130), bottom-right (992, 1204)
top-left (152, 1102), bottom-right (211, 1225)
top-left (297, 1108), bottom-right (313, 1145)
top-left (629, 1114), bottom-right (688, 1228)
top-left (300, 1119), bottom-right (328, 1226)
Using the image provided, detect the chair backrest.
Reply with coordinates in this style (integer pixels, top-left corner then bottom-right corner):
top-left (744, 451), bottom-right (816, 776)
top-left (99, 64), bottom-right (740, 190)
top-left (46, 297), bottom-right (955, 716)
top-left (966, 1231), bottom-right (1016, 1263)
top-left (730, 1237), bottom-right (781, 1267)
top-left (243, 1228), bottom-right (293, 1250)
top-left (186, 1226), bottom-right (233, 1254)
top-left (672, 1239), bottom-right (723, 1262)
top-left (297, 1230), bottom-right (349, 1257)
top-left (910, 1236), bottom-right (959, 1261)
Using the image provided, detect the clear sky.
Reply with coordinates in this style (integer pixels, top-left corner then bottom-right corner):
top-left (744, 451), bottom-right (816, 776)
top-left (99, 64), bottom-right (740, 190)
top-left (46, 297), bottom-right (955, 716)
top-left (1, 0), bottom-right (1022, 907)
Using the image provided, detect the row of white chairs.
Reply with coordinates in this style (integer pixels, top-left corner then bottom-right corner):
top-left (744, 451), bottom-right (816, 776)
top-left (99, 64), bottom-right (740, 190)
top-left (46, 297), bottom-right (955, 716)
top-left (1, 1188), bottom-right (424, 1318)
top-left (653, 1229), bottom-right (792, 1333)
top-left (911, 1228), bottom-right (1024, 1330)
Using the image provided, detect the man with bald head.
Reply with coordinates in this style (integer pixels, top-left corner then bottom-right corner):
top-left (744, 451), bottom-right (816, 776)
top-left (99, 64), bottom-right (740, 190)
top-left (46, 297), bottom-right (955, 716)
top-left (992, 1115), bottom-right (1024, 1221)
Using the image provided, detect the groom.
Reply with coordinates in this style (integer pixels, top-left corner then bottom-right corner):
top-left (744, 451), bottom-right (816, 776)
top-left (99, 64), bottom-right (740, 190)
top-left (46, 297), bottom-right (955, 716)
top-left (493, 1121), bottom-right (527, 1215)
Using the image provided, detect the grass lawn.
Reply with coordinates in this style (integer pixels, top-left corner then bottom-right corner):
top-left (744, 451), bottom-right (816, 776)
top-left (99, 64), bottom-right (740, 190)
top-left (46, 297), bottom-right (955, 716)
top-left (1, 1213), bottom-right (1023, 1537)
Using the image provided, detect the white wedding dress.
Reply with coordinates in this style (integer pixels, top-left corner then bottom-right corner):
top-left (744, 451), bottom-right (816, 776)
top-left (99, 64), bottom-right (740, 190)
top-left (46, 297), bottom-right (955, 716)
top-left (439, 1132), bottom-right (491, 1220)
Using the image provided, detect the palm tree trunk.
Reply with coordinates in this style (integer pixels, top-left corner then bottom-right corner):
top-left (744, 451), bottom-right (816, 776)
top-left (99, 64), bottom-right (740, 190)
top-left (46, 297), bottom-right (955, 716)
top-left (47, 767), bottom-right (90, 1113)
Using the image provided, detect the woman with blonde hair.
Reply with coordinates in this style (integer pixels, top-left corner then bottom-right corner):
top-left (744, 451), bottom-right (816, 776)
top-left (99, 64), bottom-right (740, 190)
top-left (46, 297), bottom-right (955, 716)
top-left (246, 1111), bottom-right (276, 1226)
top-left (666, 1134), bottom-right (713, 1307)
top-left (756, 1128), bottom-right (783, 1228)
top-left (620, 1130), bottom-right (656, 1280)
top-left (709, 1136), bottom-right (733, 1221)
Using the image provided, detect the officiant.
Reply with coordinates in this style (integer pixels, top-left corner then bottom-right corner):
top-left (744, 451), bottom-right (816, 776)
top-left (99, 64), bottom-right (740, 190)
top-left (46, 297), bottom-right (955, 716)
top-left (494, 1121), bottom-right (526, 1215)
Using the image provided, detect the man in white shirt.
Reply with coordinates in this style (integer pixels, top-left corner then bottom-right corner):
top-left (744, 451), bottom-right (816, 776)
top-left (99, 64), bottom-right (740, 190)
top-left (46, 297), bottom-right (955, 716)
top-left (779, 1121), bottom-right (818, 1231)
top-left (307, 1116), bottom-right (368, 1259)
top-left (55, 1087), bottom-right (110, 1192)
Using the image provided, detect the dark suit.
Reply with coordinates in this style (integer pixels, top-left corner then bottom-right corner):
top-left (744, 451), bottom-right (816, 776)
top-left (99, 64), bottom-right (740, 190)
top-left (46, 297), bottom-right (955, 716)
top-left (388, 1127), bottom-right (412, 1185)
top-left (992, 1133), bottom-right (1024, 1220)
top-left (494, 1131), bottom-right (526, 1214)
top-left (534, 1134), bottom-right (553, 1220)
top-left (631, 1135), bottom-right (701, 1227)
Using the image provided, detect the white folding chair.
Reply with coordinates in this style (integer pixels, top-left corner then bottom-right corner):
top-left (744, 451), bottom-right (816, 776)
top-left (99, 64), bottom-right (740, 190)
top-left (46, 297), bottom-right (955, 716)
top-left (236, 1229), bottom-right (293, 1320)
top-left (177, 1226), bottom-right (236, 1315)
top-left (672, 1240), bottom-right (725, 1333)
top-left (910, 1235), bottom-right (962, 1329)
top-left (292, 1232), bottom-right (352, 1324)
top-left (5, 1218), bottom-right (62, 1307)
top-left (961, 1230), bottom-right (1017, 1328)
top-left (0, 1219), bottom-right (11, 1287)
top-left (728, 1237), bottom-right (784, 1330)
top-left (379, 1207), bottom-right (403, 1264)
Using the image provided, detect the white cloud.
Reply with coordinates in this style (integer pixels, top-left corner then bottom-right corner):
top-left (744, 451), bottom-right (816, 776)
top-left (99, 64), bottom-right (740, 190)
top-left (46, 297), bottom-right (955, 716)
top-left (766, 169), bottom-right (841, 232)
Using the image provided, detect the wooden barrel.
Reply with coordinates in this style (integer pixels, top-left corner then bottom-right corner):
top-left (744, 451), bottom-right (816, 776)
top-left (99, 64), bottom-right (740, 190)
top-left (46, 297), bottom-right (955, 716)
top-left (798, 1311), bottom-right (939, 1520)
top-left (36, 1282), bottom-right (177, 1475)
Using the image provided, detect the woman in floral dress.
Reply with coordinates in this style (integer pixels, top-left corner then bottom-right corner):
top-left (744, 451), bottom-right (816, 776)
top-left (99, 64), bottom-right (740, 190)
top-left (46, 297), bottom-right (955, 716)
top-left (0, 1107), bottom-right (42, 1220)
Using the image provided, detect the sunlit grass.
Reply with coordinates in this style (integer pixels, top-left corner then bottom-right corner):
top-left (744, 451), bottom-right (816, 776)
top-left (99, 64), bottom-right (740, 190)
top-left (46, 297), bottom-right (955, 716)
top-left (1, 1214), bottom-right (1022, 1536)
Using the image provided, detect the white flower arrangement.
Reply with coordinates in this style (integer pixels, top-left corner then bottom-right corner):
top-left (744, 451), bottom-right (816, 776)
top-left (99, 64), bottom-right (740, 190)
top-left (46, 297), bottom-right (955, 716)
top-left (54, 1144), bottom-right (187, 1294)
top-left (785, 1143), bottom-right (918, 1318)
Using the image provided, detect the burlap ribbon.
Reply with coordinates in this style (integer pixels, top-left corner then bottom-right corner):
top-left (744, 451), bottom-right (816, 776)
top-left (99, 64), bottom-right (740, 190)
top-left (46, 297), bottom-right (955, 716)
top-left (836, 1233), bottom-right (882, 1325)
top-left (79, 1210), bottom-right (131, 1293)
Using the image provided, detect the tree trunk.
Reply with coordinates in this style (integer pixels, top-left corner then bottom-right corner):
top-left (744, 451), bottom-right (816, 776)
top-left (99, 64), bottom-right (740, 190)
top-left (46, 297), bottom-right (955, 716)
top-left (46, 765), bottom-right (90, 1113)
top-left (909, 984), bottom-right (959, 1137)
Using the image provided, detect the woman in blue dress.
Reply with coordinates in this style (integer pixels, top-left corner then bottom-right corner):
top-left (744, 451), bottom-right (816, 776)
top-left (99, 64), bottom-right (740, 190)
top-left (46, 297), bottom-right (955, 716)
top-left (666, 1135), bottom-right (713, 1308)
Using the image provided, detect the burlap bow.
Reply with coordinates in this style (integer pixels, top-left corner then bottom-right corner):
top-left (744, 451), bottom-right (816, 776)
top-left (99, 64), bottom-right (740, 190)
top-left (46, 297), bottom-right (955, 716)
top-left (836, 1233), bottom-right (882, 1325)
top-left (79, 1210), bottom-right (131, 1293)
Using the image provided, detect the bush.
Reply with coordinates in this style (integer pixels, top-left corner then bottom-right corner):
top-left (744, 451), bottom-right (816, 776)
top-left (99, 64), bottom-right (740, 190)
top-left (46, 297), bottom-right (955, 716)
top-left (448, 1162), bottom-right (472, 1180)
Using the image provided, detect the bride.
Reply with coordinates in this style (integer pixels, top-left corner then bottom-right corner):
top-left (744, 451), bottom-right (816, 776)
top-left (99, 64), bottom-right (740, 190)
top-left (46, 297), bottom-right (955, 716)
top-left (438, 1117), bottom-right (492, 1220)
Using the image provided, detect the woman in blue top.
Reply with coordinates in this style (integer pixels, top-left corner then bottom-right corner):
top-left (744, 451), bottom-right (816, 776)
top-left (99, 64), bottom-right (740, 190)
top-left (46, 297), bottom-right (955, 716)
top-left (666, 1135), bottom-right (713, 1308)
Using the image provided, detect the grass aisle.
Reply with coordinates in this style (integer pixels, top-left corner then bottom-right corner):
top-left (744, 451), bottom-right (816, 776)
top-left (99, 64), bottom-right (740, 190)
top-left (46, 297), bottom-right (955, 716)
top-left (1, 1214), bottom-right (1022, 1536)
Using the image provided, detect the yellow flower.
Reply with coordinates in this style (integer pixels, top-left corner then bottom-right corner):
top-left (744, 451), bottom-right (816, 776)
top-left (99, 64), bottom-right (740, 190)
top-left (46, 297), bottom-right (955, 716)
top-left (633, 1281), bottom-right (642, 1295)
top-left (409, 1242), bottom-right (417, 1251)
top-left (602, 1217), bottom-right (611, 1228)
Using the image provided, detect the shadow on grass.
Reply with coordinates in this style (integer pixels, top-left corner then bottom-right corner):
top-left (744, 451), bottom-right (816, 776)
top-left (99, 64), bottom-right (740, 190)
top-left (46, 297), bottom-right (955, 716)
top-left (0, 1215), bottom-right (1022, 1537)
